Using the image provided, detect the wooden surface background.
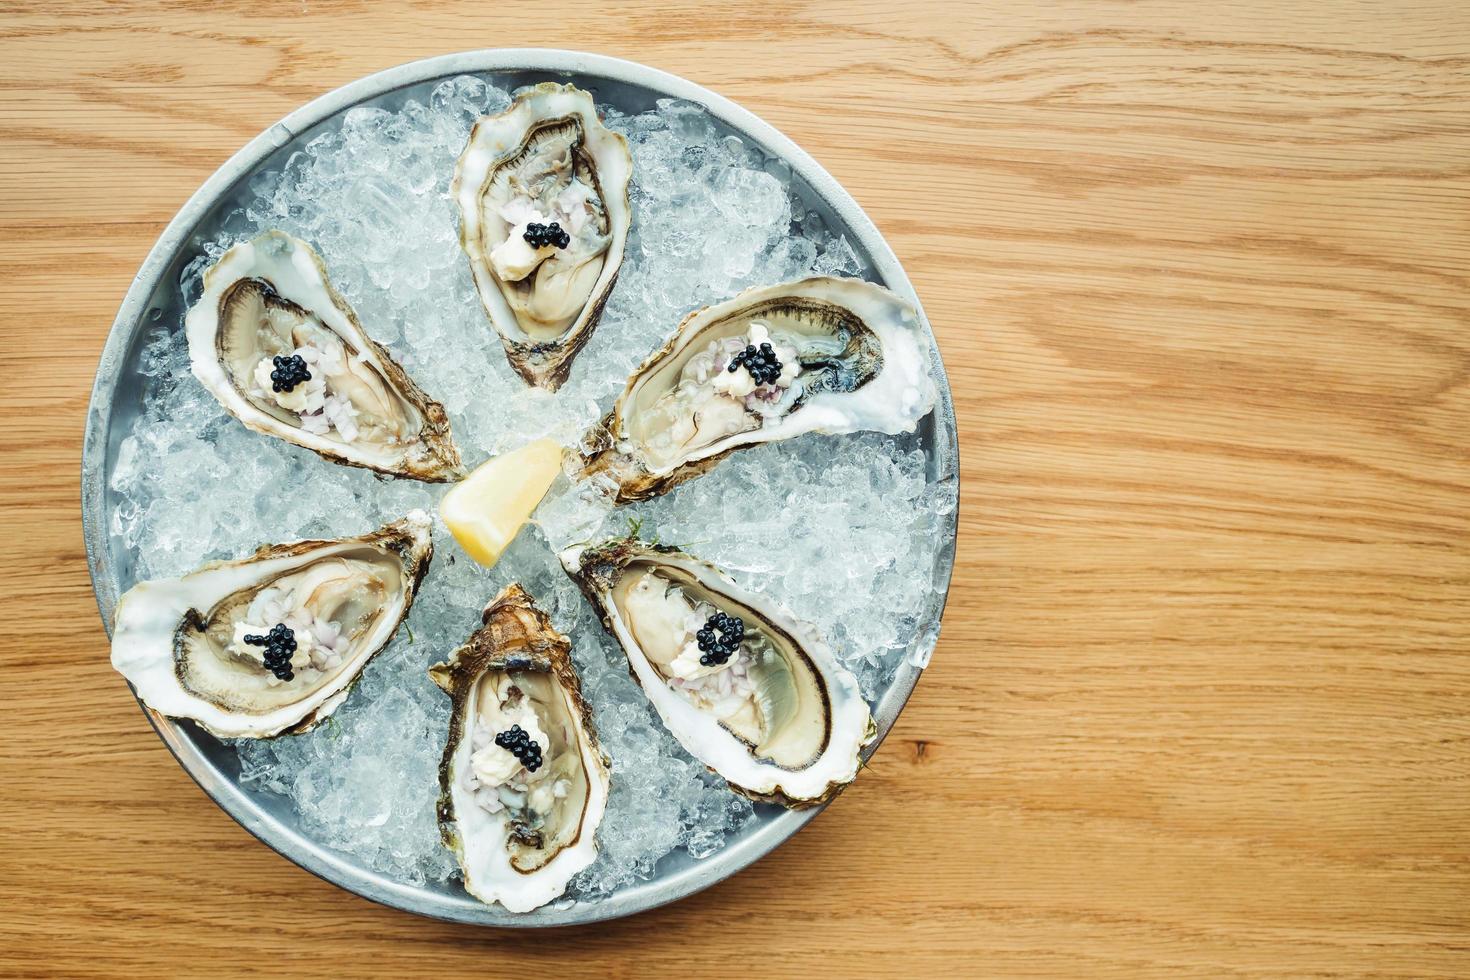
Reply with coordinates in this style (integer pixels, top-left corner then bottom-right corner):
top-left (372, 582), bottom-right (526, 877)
top-left (3, 1), bottom-right (1469, 976)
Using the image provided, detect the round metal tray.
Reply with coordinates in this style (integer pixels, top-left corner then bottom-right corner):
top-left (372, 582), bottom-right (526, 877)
top-left (81, 49), bottom-right (959, 926)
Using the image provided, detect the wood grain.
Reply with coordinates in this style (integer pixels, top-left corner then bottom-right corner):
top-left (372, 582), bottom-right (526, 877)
top-left (3, 1), bottom-right (1469, 976)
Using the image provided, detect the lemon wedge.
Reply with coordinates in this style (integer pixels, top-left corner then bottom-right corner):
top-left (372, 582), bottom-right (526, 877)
top-left (439, 438), bottom-right (564, 567)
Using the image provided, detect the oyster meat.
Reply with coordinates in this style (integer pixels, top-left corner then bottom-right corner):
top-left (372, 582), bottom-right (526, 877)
top-left (430, 584), bottom-right (610, 912)
top-left (185, 230), bottom-right (465, 482)
top-left (569, 540), bottom-right (874, 807)
top-left (453, 83), bottom-right (632, 391)
top-left (110, 512), bottom-right (433, 739)
top-left (575, 276), bottom-right (936, 503)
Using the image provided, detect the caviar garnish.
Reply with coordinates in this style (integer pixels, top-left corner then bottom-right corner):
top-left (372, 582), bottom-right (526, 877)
top-left (244, 622), bottom-right (297, 681)
top-left (728, 342), bottom-right (783, 386)
top-left (522, 221), bottom-right (570, 250)
top-left (495, 724), bottom-right (544, 773)
top-left (269, 354), bottom-right (311, 393)
top-left (696, 611), bottom-right (745, 667)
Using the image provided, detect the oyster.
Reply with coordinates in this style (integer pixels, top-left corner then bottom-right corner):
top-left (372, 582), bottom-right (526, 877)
top-left (569, 540), bottom-right (874, 807)
top-left (110, 512), bottom-right (433, 739)
top-left (575, 276), bottom-right (935, 503)
top-left (430, 584), bottom-right (610, 912)
top-left (185, 231), bottom-right (465, 482)
top-left (453, 82), bottom-right (632, 390)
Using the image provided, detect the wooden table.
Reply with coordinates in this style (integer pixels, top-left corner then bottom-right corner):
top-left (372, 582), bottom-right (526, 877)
top-left (3, 2), bottom-right (1468, 976)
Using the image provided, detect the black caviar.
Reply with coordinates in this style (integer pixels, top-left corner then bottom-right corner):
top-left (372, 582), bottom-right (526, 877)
top-left (495, 724), bottom-right (543, 773)
top-left (244, 623), bottom-right (297, 681)
top-left (728, 342), bottom-right (783, 386)
top-left (696, 612), bottom-right (745, 667)
top-left (522, 221), bottom-right (570, 250)
top-left (270, 354), bottom-right (311, 393)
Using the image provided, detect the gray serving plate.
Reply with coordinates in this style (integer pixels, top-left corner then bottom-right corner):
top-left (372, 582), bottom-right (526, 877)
top-left (81, 49), bottom-right (959, 926)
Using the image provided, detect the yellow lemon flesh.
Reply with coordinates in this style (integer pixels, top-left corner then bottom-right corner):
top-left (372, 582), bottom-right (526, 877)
top-left (439, 438), bottom-right (564, 568)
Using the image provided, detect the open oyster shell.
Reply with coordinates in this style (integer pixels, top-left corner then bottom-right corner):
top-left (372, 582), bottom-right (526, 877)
top-left (185, 231), bottom-right (465, 482)
top-left (453, 82), bottom-right (632, 391)
top-left (574, 275), bottom-right (935, 503)
top-left (568, 539), bottom-right (875, 808)
top-left (430, 584), bottom-right (610, 912)
top-left (110, 512), bottom-right (433, 739)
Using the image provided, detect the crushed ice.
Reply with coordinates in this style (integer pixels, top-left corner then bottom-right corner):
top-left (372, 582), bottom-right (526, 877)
top-left (110, 76), bottom-right (956, 899)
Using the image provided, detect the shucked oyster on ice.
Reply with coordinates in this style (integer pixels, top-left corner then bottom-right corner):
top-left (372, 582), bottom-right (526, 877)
top-left (453, 82), bottom-right (632, 391)
top-left (185, 231), bottom-right (465, 482)
top-left (569, 539), bottom-right (875, 808)
top-left (430, 584), bottom-right (610, 912)
top-left (110, 512), bottom-right (433, 739)
top-left (574, 276), bottom-right (936, 503)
